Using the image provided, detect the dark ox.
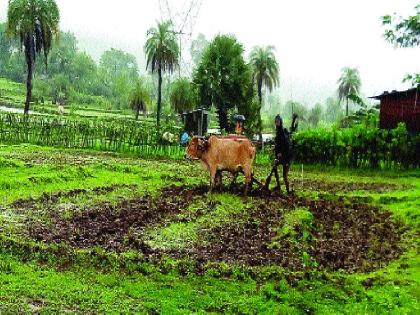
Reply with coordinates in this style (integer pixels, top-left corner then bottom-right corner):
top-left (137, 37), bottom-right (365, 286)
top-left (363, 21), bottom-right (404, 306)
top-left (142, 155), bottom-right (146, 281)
top-left (186, 135), bottom-right (256, 194)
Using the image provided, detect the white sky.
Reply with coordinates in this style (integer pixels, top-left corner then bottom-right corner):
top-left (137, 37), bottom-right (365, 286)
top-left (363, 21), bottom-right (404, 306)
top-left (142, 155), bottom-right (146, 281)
top-left (1, 0), bottom-right (419, 106)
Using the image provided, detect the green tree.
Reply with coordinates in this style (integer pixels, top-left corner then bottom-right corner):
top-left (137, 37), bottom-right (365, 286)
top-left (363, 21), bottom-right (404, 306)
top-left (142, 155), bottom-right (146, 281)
top-left (7, 0), bottom-right (60, 115)
top-left (170, 78), bottom-right (196, 114)
top-left (337, 67), bottom-right (361, 117)
top-left (99, 48), bottom-right (138, 108)
top-left (49, 73), bottom-right (71, 104)
top-left (383, 4), bottom-right (420, 47)
top-left (71, 52), bottom-right (98, 94)
top-left (144, 21), bottom-right (179, 128)
top-left (36, 32), bottom-right (77, 78)
top-left (249, 45), bottom-right (279, 139)
top-left (130, 79), bottom-right (150, 120)
top-left (0, 23), bottom-right (18, 77)
top-left (193, 34), bottom-right (253, 132)
top-left (383, 4), bottom-right (420, 87)
top-left (99, 48), bottom-right (138, 81)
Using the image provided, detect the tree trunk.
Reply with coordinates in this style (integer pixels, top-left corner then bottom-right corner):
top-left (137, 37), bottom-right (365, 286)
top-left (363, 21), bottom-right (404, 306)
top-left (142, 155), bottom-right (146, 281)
top-left (157, 62), bottom-right (163, 129)
top-left (135, 107), bottom-right (139, 120)
top-left (257, 81), bottom-right (263, 142)
top-left (24, 53), bottom-right (33, 115)
top-left (217, 106), bottom-right (229, 133)
top-left (346, 97), bottom-right (349, 117)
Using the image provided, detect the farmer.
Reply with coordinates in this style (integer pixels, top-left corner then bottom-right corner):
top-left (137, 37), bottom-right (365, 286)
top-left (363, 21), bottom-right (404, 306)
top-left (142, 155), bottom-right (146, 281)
top-left (266, 114), bottom-right (298, 194)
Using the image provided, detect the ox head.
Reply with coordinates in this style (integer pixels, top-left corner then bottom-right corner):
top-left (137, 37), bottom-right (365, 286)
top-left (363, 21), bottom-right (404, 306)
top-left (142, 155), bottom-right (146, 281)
top-left (185, 136), bottom-right (208, 160)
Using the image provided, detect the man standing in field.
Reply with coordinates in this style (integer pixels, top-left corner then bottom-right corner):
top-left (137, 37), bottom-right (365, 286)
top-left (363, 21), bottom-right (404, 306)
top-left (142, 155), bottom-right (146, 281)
top-left (266, 114), bottom-right (298, 194)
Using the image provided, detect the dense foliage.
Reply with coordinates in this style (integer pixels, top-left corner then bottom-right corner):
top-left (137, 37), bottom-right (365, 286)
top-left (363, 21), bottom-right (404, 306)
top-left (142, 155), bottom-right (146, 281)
top-left (193, 35), bottom-right (254, 132)
top-left (129, 79), bottom-right (150, 120)
top-left (169, 78), bottom-right (196, 113)
top-left (289, 123), bottom-right (419, 168)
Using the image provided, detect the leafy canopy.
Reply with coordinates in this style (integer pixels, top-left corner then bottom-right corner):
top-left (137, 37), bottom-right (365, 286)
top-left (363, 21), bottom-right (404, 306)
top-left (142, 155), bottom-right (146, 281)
top-left (249, 46), bottom-right (280, 94)
top-left (383, 4), bottom-right (420, 48)
top-left (337, 67), bottom-right (361, 102)
top-left (144, 20), bottom-right (179, 74)
top-left (130, 79), bottom-right (150, 119)
top-left (193, 34), bottom-right (254, 131)
top-left (7, 0), bottom-right (60, 68)
top-left (170, 78), bottom-right (196, 113)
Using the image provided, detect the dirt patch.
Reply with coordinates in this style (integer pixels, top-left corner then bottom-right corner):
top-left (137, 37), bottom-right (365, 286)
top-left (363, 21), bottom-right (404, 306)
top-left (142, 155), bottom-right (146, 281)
top-left (291, 178), bottom-right (405, 193)
top-left (187, 189), bottom-right (405, 272)
top-left (27, 184), bottom-right (404, 272)
top-left (28, 185), bottom-right (207, 253)
top-left (11, 184), bottom-right (138, 210)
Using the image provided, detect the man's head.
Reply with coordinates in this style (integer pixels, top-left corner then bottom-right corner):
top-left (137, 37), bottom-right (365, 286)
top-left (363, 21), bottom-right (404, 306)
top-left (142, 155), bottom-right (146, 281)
top-left (275, 115), bottom-right (283, 128)
top-left (185, 136), bottom-right (207, 160)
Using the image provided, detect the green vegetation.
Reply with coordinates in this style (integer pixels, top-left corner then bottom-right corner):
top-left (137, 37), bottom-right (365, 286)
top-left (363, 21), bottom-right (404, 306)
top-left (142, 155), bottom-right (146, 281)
top-left (129, 79), bottom-right (150, 120)
top-left (383, 4), bottom-right (420, 86)
top-left (170, 77), bottom-right (196, 114)
top-left (0, 1), bottom-right (418, 313)
top-left (250, 45), bottom-right (280, 139)
top-left (0, 144), bottom-right (418, 313)
top-left (193, 34), bottom-right (255, 132)
top-left (7, 0), bottom-right (60, 114)
top-left (145, 20), bottom-right (180, 128)
top-left (337, 67), bottom-right (362, 117)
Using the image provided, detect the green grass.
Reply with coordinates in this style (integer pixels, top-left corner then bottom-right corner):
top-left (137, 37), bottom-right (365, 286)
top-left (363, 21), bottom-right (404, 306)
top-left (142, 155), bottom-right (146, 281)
top-left (0, 144), bottom-right (419, 313)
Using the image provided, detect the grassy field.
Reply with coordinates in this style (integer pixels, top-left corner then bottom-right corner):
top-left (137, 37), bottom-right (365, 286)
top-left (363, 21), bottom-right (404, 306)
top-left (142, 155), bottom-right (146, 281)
top-left (0, 144), bottom-right (418, 313)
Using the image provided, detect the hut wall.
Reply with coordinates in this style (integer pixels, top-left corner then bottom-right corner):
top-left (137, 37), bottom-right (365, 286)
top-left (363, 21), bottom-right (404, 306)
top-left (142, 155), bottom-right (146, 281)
top-left (380, 90), bottom-right (419, 132)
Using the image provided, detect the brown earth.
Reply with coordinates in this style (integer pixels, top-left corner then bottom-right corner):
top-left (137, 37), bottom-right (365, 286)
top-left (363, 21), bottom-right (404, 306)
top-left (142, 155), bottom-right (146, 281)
top-left (28, 185), bottom-right (207, 253)
top-left (26, 184), bottom-right (405, 272)
top-left (11, 184), bottom-right (138, 210)
top-left (291, 178), bottom-right (405, 193)
top-left (190, 192), bottom-right (404, 272)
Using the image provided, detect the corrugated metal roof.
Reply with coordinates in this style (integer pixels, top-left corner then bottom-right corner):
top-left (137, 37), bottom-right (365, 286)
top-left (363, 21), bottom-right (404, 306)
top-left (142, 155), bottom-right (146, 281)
top-left (369, 88), bottom-right (418, 99)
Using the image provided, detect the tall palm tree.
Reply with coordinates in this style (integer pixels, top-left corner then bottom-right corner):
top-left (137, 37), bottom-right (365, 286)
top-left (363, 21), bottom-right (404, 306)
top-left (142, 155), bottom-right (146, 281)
top-left (130, 80), bottom-right (150, 120)
top-left (249, 46), bottom-right (279, 139)
top-left (7, 0), bottom-right (60, 115)
top-left (337, 67), bottom-right (361, 116)
top-left (144, 21), bottom-right (179, 128)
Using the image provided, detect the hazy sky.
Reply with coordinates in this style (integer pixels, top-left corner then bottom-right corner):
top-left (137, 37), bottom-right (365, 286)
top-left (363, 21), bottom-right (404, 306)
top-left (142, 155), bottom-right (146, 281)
top-left (1, 0), bottom-right (419, 106)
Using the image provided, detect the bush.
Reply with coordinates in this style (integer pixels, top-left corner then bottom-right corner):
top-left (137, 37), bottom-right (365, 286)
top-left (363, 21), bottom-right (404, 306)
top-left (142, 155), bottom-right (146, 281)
top-left (261, 123), bottom-right (419, 169)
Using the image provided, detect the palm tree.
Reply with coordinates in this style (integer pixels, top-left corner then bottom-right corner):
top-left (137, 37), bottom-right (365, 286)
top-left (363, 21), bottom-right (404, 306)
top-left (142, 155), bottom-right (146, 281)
top-left (337, 67), bottom-right (361, 116)
top-left (130, 80), bottom-right (150, 120)
top-left (170, 78), bottom-right (196, 114)
top-left (249, 46), bottom-right (279, 139)
top-left (144, 21), bottom-right (179, 128)
top-left (7, 0), bottom-right (60, 115)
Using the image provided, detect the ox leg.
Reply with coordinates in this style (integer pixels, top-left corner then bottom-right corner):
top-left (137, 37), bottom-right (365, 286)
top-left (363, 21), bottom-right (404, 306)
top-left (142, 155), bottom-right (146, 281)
top-left (209, 167), bottom-right (218, 192)
top-left (230, 172), bottom-right (238, 188)
top-left (215, 171), bottom-right (223, 191)
top-left (243, 167), bottom-right (252, 196)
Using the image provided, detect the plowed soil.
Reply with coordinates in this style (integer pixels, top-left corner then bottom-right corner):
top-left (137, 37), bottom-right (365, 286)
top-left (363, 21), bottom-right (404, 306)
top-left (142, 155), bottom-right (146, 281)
top-left (26, 184), bottom-right (405, 272)
top-left (191, 194), bottom-right (404, 272)
top-left (290, 178), bottom-right (405, 193)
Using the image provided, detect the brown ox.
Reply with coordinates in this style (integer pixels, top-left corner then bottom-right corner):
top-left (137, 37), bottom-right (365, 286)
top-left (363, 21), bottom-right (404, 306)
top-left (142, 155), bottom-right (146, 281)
top-left (185, 135), bottom-right (256, 194)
